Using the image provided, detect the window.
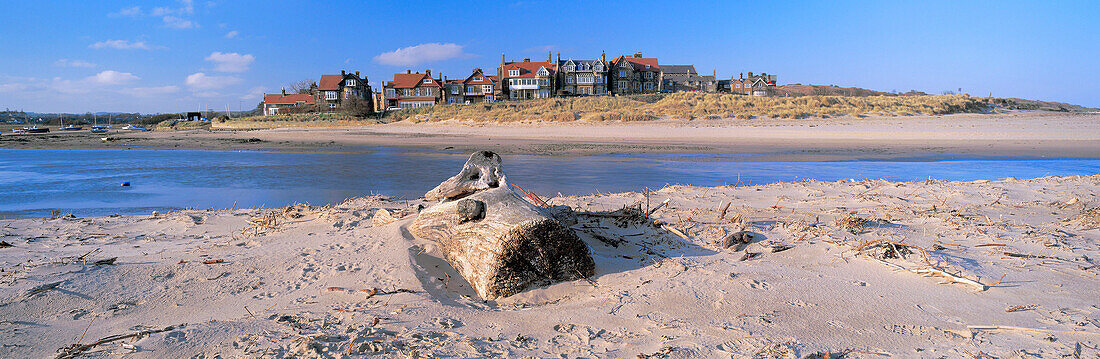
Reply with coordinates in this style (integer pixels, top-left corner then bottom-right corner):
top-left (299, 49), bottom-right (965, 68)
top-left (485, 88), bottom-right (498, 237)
top-left (511, 91), bottom-right (519, 99)
top-left (618, 81), bottom-right (627, 89)
top-left (403, 89), bottom-right (410, 96)
top-left (467, 85), bottom-right (477, 93)
top-left (577, 73), bottom-right (594, 84)
top-left (618, 70), bottom-right (628, 77)
top-left (473, 76), bottom-right (482, 81)
top-left (539, 90), bottom-right (549, 98)
top-left (386, 88), bottom-right (396, 97)
top-left (644, 64), bottom-right (651, 69)
top-left (483, 85), bottom-right (492, 93)
top-left (484, 95), bottom-right (493, 102)
top-left (423, 79), bottom-right (432, 84)
top-left (451, 86), bottom-right (460, 94)
top-left (644, 83), bottom-right (653, 91)
top-left (508, 69), bottom-right (519, 76)
top-left (415, 88), bottom-right (421, 96)
top-left (735, 84), bottom-right (741, 88)
top-left (345, 79), bottom-right (356, 87)
top-left (567, 76), bottom-right (574, 84)
top-left (328, 103), bottom-right (337, 109)
top-left (325, 91), bottom-right (337, 100)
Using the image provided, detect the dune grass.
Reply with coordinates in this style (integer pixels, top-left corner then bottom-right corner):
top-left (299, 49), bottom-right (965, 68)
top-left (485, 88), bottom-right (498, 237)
top-left (384, 93), bottom-right (996, 123)
top-left (211, 93), bottom-right (1006, 129)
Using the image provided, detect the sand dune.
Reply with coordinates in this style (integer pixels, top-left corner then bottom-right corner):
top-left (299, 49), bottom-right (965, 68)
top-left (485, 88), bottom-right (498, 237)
top-left (2, 176), bottom-right (1099, 357)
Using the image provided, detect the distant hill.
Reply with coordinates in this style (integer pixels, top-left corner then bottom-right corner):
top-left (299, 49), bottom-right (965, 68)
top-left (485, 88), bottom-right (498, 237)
top-left (991, 98), bottom-right (1098, 112)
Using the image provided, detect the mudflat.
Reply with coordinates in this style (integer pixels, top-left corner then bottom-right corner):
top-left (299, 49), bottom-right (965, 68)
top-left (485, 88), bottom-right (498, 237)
top-left (2, 111), bottom-right (1098, 161)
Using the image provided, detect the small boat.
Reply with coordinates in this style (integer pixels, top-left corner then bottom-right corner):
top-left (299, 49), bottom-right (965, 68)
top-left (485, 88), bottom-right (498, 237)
top-left (90, 128), bottom-right (108, 133)
top-left (59, 115), bottom-right (82, 131)
top-left (123, 125), bottom-right (149, 132)
top-left (13, 126), bottom-right (48, 133)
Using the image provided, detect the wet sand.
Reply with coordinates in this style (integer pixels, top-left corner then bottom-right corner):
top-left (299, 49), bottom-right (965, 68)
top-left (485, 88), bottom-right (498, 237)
top-left (2, 111), bottom-right (1099, 161)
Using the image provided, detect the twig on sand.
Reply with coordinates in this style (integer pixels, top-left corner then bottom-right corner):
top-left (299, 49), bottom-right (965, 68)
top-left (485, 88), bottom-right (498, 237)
top-left (56, 324), bottom-right (181, 359)
top-left (663, 225), bottom-right (691, 241)
top-left (21, 281), bottom-right (63, 300)
top-left (856, 239), bottom-right (1000, 290)
top-left (647, 199), bottom-right (671, 217)
top-left (967, 325), bottom-right (1100, 336)
top-left (512, 184), bottom-right (550, 208)
top-left (717, 202), bottom-right (731, 221)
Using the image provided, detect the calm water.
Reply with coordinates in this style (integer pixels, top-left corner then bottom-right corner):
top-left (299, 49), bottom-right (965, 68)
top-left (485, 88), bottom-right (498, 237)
top-left (1, 148), bottom-right (1098, 218)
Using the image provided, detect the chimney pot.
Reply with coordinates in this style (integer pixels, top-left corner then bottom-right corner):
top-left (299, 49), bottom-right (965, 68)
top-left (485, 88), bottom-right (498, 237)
top-left (634, 52), bottom-right (642, 58)
top-left (341, 70), bottom-right (346, 76)
top-left (355, 71), bottom-right (360, 77)
top-left (407, 69), bottom-right (412, 74)
top-left (524, 58), bottom-right (530, 62)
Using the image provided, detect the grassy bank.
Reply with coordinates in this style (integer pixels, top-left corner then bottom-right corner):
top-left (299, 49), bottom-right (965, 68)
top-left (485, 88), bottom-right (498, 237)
top-left (207, 93), bottom-right (1086, 130)
top-left (385, 93), bottom-right (995, 123)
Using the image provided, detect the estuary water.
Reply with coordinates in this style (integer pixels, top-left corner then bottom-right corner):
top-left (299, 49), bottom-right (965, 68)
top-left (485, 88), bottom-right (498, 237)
top-left (1, 148), bottom-right (1097, 218)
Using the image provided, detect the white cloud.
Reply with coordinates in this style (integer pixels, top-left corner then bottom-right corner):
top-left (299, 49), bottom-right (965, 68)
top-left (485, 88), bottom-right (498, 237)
top-left (88, 71), bottom-right (140, 85)
top-left (163, 16), bottom-right (196, 29)
top-left (55, 59), bottom-right (97, 68)
top-left (109, 6), bottom-right (141, 17)
top-left (224, 30), bottom-right (238, 39)
top-left (204, 52), bottom-right (254, 73)
top-left (241, 86), bottom-right (266, 100)
top-left (185, 72), bottom-right (241, 90)
top-left (152, 0), bottom-right (194, 16)
top-left (89, 40), bottom-right (157, 50)
top-left (373, 43), bottom-right (473, 66)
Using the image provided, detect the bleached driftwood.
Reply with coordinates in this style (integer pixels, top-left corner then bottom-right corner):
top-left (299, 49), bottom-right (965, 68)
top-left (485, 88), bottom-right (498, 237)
top-left (410, 151), bottom-right (595, 299)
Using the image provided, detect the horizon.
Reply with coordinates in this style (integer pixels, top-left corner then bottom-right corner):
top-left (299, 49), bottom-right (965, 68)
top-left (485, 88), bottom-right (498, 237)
top-left (1, 1), bottom-right (1098, 113)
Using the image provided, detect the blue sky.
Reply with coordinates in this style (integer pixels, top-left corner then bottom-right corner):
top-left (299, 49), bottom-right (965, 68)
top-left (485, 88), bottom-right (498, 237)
top-left (1, 0), bottom-right (1097, 113)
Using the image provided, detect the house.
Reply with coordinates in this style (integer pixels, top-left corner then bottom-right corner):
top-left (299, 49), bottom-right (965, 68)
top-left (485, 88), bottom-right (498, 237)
top-left (555, 52), bottom-right (609, 96)
top-left (610, 52), bottom-right (660, 95)
top-left (263, 89), bottom-right (316, 115)
top-left (497, 52), bottom-right (556, 100)
top-left (443, 68), bottom-right (497, 104)
top-left (382, 69), bottom-right (444, 109)
top-left (660, 65), bottom-right (718, 92)
top-left (733, 72), bottom-right (778, 96)
top-left (317, 70), bottom-right (372, 111)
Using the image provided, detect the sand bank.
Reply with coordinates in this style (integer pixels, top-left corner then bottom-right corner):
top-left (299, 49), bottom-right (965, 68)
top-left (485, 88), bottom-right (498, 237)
top-left (2, 111), bottom-right (1099, 161)
top-left (2, 175), bottom-right (1098, 357)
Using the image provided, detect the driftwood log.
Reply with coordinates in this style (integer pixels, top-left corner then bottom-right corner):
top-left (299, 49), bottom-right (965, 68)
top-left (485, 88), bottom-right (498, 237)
top-left (410, 151), bottom-right (595, 299)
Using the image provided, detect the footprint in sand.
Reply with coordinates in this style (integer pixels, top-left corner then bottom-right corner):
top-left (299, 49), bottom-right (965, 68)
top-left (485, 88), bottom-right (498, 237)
top-left (746, 279), bottom-right (770, 290)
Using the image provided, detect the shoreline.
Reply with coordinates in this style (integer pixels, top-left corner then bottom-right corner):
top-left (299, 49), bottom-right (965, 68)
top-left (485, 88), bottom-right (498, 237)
top-left (2, 111), bottom-right (1099, 161)
top-left (2, 175), bottom-right (1097, 357)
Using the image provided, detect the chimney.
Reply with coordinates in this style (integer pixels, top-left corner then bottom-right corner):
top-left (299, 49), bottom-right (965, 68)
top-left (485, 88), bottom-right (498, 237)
top-left (341, 70), bottom-right (346, 76)
top-left (501, 53), bottom-right (506, 65)
top-left (548, 50), bottom-right (552, 63)
top-left (426, 69), bottom-right (431, 75)
top-left (601, 51), bottom-right (606, 62)
top-left (281, 87), bottom-right (286, 96)
top-left (355, 71), bottom-right (360, 77)
top-left (407, 69), bottom-right (412, 74)
top-left (748, 72), bottom-right (753, 77)
top-left (556, 52), bottom-right (560, 63)
top-left (634, 52), bottom-right (642, 58)
top-left (523, 58), bottom-right (530, 62)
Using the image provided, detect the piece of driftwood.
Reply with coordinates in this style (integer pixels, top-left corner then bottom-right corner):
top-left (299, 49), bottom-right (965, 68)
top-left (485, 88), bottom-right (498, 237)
top-left (410, 151), bottom-right (595, 299)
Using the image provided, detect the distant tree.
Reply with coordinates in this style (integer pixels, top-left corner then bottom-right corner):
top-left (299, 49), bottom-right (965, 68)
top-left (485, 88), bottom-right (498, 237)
top-left (289, 79), bottom-right (316, 94)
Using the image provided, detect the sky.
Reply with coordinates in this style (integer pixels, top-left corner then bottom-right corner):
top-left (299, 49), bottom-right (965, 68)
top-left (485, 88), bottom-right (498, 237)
top-left (1, 0), bottom-right (1098, 113)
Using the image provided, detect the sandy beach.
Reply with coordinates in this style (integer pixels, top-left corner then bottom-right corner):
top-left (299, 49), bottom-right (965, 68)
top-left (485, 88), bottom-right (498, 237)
top-left (2, 111), bottom-right (1099, 161)
top-left (2, 174), bottom-right (1098, 357)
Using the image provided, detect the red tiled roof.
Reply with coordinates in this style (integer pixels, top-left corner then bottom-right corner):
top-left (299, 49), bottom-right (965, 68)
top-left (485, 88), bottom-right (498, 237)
top-left (612, 56), bottom-right (660, 71)
top-left (264, 94), bottom-right (315, 105)
top-left (318, 75), bottom-right (343, 91)
top-left (463, 70), bottom-right (494, 85)
top-left (389, 73), bottom-right (441, 88)
top-left (501, 62), bottom-right (555, 78)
